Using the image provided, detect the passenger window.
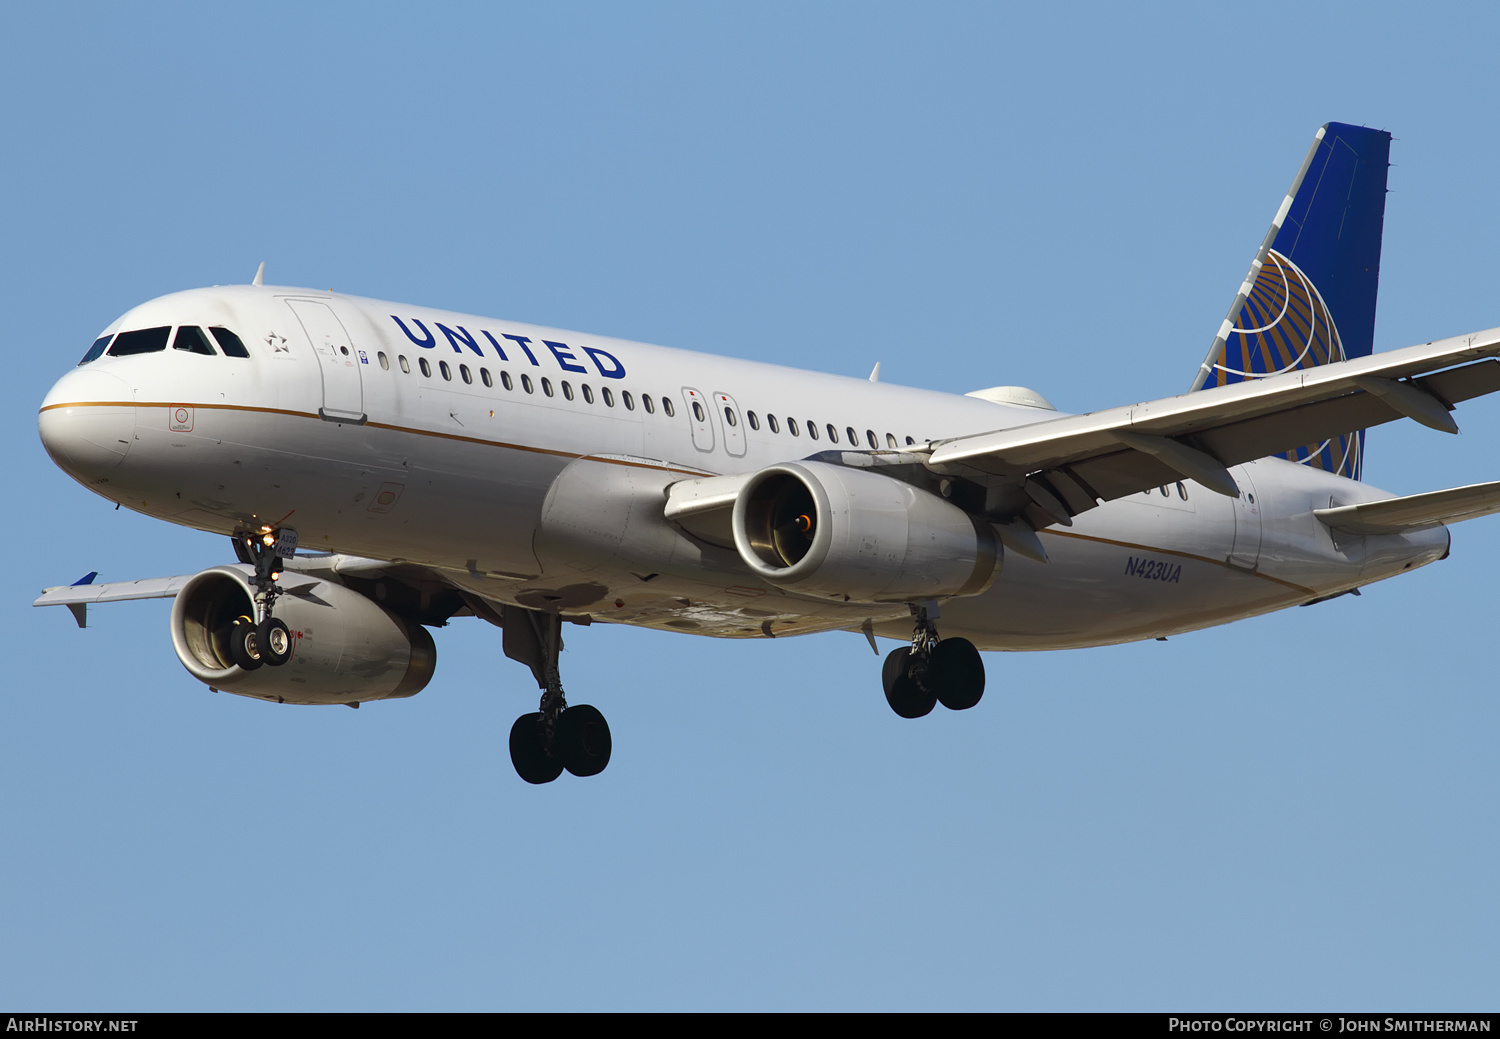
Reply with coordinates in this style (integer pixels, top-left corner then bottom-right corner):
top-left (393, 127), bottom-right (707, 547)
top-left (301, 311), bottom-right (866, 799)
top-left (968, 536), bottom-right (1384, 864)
top-left (502, 371), bottom-right (513, 390)
top-left (886, 433), bottom-right (897, 448)
top-left (79, 335), bottom-right (112, 365)
top-left (807, 422), bottom-right (819, 441)
top-left (440, 361), bottom-right (452, 381)
top-left (788, 418), bottom-right (799, 436)
top-left (1178, 482), bottom-right (1188, 500)
top-left (173, 326), bottom-right (215, 355)
top-left (108, 326), bottom-right (171, 356)
top-left (481, 367), bottom-right (493, 388)
top-left (208, 327), bottom-right (250, 358)
top-left (643, 394), bottom-right (655, 414)
top-left (623, 391), bottom-right (635, 411)
top-left (542, 378), bottom-right (554, 397)
top-left (691, 400), bottom-right (704, 421)
top-left (522, 374), bottom-right (534, 393)
top-left (378, 351), bottom-right (390, 371)
top-left (866, 430), bottom-right (877, 449)
top-left (826, 424), bottom-right (838, 443)
top-left (905, 436), bottom-right (915, 446)
top-left (723, 406), bottom-right (735, 426)
top-left (603, 387), bottom-right (615, 407)
top-left (768, 414), bottom-right (779, 434)
top-left (460, 364), bottom-right (472, 384)
top-left (419, 358), bottom-right (432, 377)
top-left (662, 396), bottom-right (674, 417)
top-left (562, 381), bottom-right (574, 401)
top-left (747, 410), bottom-right (759, 430)
top-left (845, 426), bottom-right (857, 445)
top-left (582, 384), bottom-right (594, 404)
top-left (399, 355), bottom-right (411, 373)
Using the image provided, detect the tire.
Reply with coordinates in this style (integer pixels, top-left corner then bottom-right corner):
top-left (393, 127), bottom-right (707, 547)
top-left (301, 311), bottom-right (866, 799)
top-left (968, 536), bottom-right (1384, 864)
top-left (257, 617), bottom-right (292, 666)
top-left (228, 616), bottom-right (263, 671)
top-left (882, 646), bottom-right (911, 697)
top-left (509, 713), bottom-right (563, 785)
top-left (556, 704), bottom-right (612, 777)
top-left (883, 647), bottom-right (936, 718)
top-left (931, 637), bottom-right (985, 711)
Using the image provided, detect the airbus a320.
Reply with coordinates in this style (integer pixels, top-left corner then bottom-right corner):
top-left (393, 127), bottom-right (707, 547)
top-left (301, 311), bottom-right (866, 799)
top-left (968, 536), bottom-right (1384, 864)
top-left (36, 123), bottom-right (1500, 783)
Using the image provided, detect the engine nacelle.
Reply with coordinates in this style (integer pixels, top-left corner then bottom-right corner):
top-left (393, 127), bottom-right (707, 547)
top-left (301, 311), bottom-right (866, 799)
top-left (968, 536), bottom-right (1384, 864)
top-left (731, 461), bottom-right (1000, 603)
top-left (170, 565), bottom-right (437, 705)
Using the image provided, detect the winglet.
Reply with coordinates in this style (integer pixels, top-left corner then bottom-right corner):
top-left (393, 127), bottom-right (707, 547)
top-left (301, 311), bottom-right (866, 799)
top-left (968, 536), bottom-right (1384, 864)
top-left (66, 572), bottom-right (96, 628)
top-left (252, 262), bottom-right (265, 287)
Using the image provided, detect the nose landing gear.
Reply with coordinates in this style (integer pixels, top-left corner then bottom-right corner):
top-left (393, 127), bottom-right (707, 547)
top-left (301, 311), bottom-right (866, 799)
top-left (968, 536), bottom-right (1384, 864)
top-left (882, 603), bottom-right (985, 718)
top-left (229, 529), bottom-right (296, 669)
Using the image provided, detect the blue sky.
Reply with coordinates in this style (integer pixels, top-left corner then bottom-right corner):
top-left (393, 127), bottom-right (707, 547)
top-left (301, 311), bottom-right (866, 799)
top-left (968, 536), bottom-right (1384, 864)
top-left (3, 2), bottom-right (1497, 1010)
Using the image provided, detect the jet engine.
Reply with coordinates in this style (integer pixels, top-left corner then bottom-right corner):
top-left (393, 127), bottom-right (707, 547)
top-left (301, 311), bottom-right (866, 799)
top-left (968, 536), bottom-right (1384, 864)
top-left (170, 565), bottom-right (437, 705)
top-left (731, 461), bottom-right (1000, 603)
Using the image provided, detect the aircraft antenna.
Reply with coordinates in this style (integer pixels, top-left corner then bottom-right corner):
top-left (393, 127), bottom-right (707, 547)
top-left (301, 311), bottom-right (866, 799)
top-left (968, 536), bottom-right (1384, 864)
top-left (868, 362), bottom-right (881, 382)
top-left (252, 262), bottom-right (265, 287)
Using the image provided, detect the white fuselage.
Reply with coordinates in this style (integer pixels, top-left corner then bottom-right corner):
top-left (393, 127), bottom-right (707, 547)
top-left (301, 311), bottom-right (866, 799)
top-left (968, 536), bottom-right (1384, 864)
top-left (38, 285), bottom-right (1450, 650)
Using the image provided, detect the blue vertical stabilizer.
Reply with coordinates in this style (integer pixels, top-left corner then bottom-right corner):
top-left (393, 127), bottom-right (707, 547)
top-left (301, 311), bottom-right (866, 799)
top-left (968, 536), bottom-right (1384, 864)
top-left (1191, 122), bottom-right (1391, 480)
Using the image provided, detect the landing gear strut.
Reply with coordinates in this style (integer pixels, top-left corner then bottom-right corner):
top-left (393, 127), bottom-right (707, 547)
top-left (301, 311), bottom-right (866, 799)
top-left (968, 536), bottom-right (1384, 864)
top-left (503, 608), bottom-right (612, 784)
top-left (882, 603), bottom-right (985, 718)
top-left (229, 529), bottom-right (296, 669)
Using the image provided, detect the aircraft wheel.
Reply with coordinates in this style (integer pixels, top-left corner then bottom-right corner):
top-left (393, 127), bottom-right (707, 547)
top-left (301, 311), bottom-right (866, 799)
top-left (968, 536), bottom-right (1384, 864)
top-left (257, 617), bottom-right (292, 667)
top-left (930, 637), bottom-right (985, 711)
top-left (229, 616), bottom-right (263, 671)
top-left (557, 704), bottom-right (612, 777)
top-left (509, 713), bottom-right (563, 785)
top-left (882, 646), bottom-right (936, 719)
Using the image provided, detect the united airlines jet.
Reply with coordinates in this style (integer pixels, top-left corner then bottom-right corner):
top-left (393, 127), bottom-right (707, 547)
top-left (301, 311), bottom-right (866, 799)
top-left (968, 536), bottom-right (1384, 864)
top-left (35, 123), bottom-right (1500, 783)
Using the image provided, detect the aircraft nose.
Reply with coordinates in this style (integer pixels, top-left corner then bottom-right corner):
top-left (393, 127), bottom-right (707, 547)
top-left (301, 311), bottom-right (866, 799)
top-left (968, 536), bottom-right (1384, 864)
top-left (38, 369), bottom-right (136, 479)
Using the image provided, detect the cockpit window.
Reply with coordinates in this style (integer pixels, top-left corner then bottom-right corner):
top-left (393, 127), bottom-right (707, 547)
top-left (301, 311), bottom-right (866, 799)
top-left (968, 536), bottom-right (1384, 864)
top-left (172, 326), bottom-right (218, 355)
top-left (107, 326), bottom-right (171, 356)
top-left (78, 335), bottom-right (113, 365)
top-left (208, 327), bottom-right (250, 358)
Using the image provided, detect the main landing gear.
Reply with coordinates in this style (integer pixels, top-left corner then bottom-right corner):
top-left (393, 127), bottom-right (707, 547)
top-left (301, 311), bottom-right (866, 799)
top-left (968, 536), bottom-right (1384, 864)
top-left (227, 529), bottom-right (295, 671)
top-left (882, 603), bottom-right (985, 718)
top-left (503, 608), bottom-right (612, 784)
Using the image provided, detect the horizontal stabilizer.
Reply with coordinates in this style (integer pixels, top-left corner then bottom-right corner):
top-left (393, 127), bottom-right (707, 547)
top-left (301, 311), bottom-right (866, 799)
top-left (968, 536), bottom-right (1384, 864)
top-left (1314, 480), bottom-right (1500, 535)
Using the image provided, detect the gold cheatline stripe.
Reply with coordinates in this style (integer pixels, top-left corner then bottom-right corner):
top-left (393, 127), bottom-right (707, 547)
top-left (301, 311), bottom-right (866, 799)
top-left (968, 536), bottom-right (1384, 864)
top-left (43, 400), bottom-right (1320, 595)
top-left (1042, 528), bottom-right (1317, 596)
top-left (39, 399), bottom-right (710, 477)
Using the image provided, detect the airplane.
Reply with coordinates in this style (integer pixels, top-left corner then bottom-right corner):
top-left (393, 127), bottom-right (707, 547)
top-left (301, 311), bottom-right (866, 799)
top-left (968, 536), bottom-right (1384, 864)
top-left (35, 121), bottom-right (1500, 784)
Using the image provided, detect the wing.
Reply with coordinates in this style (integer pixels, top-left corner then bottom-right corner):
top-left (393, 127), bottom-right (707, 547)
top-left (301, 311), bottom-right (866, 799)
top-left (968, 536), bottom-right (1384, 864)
top-left (32, 554), bottom-right (459, 628)
top-left (924, 327), bottom-right (1500, 513)
top-left (33, 574), bottom-right (197, 628)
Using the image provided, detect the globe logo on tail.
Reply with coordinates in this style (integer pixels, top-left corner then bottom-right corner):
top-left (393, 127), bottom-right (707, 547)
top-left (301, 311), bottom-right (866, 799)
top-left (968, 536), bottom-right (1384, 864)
top-left (1210, 249), bottom-right (1362, 480)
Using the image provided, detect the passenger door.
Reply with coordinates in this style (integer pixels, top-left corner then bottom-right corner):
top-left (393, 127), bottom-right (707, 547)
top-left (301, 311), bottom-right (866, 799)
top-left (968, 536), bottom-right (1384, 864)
top-left (286, 299), bottom-right (365, 423)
